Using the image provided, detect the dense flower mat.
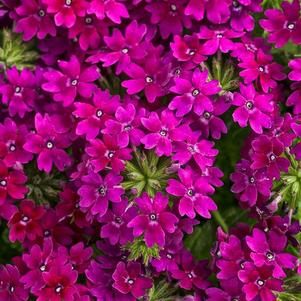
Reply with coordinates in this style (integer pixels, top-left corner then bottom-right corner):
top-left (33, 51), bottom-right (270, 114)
top-left (0, 0), bottom-right (300, 300)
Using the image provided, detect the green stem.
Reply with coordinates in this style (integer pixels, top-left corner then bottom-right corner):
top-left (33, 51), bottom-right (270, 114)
top-left (212, 211), bottom-right (228, 233)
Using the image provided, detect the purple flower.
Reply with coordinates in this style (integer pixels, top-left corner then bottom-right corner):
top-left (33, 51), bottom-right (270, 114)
top-left (246, 228), bottom-right (297, 278)
top-left (171, 251), bottom-right (210, 291)
top-left (127, 192), bottom-right (178, 247)
top-left (199, 26), bottom-right (243, 55)
top-left (0, 118), bottom-right (32, 167)
top-left (287, 59), bottom-right (301, 114)
top-left (0, 160), bottom-right (28, 204)
top-left (184, 0), bottom-right (231, 24)
top-left (0, 67), bottom-right (37, 117)
top-left (20, 239), bottom-right (54, 293)
top-left (151, 232), bottom-right (183, 272)
top-left (146, 0), bottom-right (191, 39)
top-left (23, 113), bottom-right (72, 173)
top-left (100, 21), bottom-right (147, 74)
top-left (231, 159), bottom-right (272, 207)
top-left (42, 55), bottom-right (100, 107)
top-left (112, 261), bottom-right (152, 298)
top-left (250, 135), bottom-right (290, 180)
top-left (99, 198), bottom-right (137, 245)
top-left (259, 0), bottom-right (301, 48)
top-left (230, 0), bottom-right (262, 32)
top-left (239, 50), bottom-right (286, 93)
top-left (68, 16), bottom-right (108, 51)
top-left (78, 170), bottom-right (124, 217)
top-left (169, 68), bottom-right (221, 117)
top-left (238, 262), bottom-right (283, 301)
top-left (141, 110), bottom-right (189, 156)
top-left (122, 57), bottom-right (169, 103)
top-left (36, 263), bottom-right (78, 301)
top-left (8, 199), bottom-right (46, 242)
top-left (0, 265), bottom-right (29, 301)
top-left (171, 34), bottom-right (206, 64)
top-left (102, 103), bottom-right (145, 148)
top-left (232, 83), bottom-right (273, 133)
top-left (15, 0), bottom-right (56, 41)
top-left (172, 132), bottom-right (218, 171)
top-left (43, 0), bottom-right (87, 28)
top-left (190, 94), bottom-right (230, 139)
top-left (73, 88), bottom-right (120, 140)
top-left (87, 0), bottom-right (129, 24)
top-left (85, 135), bottom-right (132, 173)
top-left (167, 167), bottom-right (217, 219)
top-left (216, 234), bottom-right (245, 281)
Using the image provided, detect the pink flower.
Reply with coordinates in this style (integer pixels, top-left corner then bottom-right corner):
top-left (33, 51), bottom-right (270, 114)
top-left (171, 251), bottom-right (210, 290)
top-left (0, 160), bottom-right (27, 204)
top-left (78, 170), bottom-right (124, 217)
top-left (171, 34), bottom-right (206, 64)
top-left (169, 69), bottom-right (221, 117)
top-left (8, 199), bottom-right (46, 242)
top-left (99, 198), bottom-right (137, 245)
top-left (112, 261), bottom-right (152, 298)
top-left (198, 26), bottom-right (243, 54)
top-left (146, 0), bottom-right (191, 39)
top-left (36, 263), bottom-right (79, 301)
top-left (167, 167), bottom-right (217, 219)
top-left (15, 0), bottom-right (56, 40)
top-left (73, 89), bottom-right (120, 140)
top-left (141, 110), bottom-right (190, 156)
top-left (172, 132), bottom-right (218, 171)
top-left (43, 0), bottom-right (87, 28)
top-left (102, 103), bottom-right (145, 147)
top-left (127, 192), bottom-right (178, 247)
top-left (232, 83), bottom-right (274, 133)
top-left (122, 57), bottom-right (169, 103)
top-left (259, 0), bottom-right (301, 48)
top-left (100, 20), bottom-right (147, 75)
top-left (0, 265), bottom-right (29, 301)
top-left (85, 135), bottom-right (132, 173)
top-left (0, 67), bottom-right (37, 117)
top-left (23, 113), bottom-right (72, 173)
top-left (239, 50), bottom-right (286, 93)
top-left (87, 0), bottom-right (129, 24)
top-left (42, 55), bottom-right (100, 107)
top-left (0, 118), bottom-right (32, 167)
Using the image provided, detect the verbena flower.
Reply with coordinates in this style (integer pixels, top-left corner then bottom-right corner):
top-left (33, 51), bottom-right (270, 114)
top-left (42, 55), bottom-right (100, 107)
top-left (127, 192), bottom-right (178, 247)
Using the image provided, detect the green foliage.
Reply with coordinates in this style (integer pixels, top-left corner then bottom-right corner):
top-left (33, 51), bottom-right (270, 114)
top-left (0, 29), bottom-right (38, 70)
top-left (148, 280), bottom-right (178, 301)
top-left (25, 163), bottom-right (66, 206)
top-left (122, 149), bottom-right (175, 197)
top-left (124, 237), bottom-right (160, 265)
top-left (0, 223), bottom-right (21, 263)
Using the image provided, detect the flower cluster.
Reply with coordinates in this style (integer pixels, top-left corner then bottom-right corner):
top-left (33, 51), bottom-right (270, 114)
top-left (0, 0), bottom-right (299, 300)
